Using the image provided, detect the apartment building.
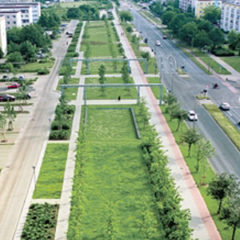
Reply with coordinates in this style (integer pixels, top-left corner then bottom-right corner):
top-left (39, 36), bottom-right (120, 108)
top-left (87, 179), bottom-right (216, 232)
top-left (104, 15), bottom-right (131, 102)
top-left (0, 2), bottom-right (41, 23)
top-left (179, 0), bottom-right (196, 12)
top-left (0, 16), bottom-right (7, 55)
top-left (0, 10), bottom-right (22, 28)
top-left (221, 0), bottom-right (240, 32)
top-left (195, 0), bottom-right (222, 18)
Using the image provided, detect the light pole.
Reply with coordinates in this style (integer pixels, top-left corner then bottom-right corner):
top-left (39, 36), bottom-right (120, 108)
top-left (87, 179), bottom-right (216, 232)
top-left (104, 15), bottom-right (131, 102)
top-left (32, 166), bottom-right (36, 186)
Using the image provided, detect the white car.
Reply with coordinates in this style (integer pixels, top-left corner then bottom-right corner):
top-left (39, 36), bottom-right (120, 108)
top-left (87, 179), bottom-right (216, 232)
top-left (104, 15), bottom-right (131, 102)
top-left (155, 40), bottom-right (161, 46)
top-left (188, 110), bottom-right (198, 121)
top-left (219, 102), bottom-right (230, 111)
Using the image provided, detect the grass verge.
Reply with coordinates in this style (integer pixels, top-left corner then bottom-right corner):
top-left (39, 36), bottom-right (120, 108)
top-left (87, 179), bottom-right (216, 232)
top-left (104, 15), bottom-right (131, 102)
top-left (58, 77), bottom-right (79, 101)
top-left (203, 103), bottom-right (240, 151)
top-left (33, 143), bottom-right (69, 199)
top-left (221, 56), bottom-right (240, 73)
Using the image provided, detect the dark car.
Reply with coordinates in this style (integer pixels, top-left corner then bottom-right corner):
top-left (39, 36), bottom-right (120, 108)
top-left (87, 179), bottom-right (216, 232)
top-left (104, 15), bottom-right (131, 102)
top-left (0, 94), bottom-right (15, 102)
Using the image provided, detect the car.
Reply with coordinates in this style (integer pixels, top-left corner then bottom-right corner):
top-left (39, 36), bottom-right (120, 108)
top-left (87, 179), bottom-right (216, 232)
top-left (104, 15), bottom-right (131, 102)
top-left (18, 75), bottom-right (24, 81)
top-left (8, 83), bottom-right (20, 89)
top-left (219, 102), bottom-right (230, 111)
top-left (144, 38), bottom-right (148, 43)
top-left (0, 94), bottom-right (15, 102)
top-left (2, 75), bottom-right (9, 80)
top-left (163, 35), bottom-right (167, 39)
top-left (155, 40), bottom-right (161, 46)
top-left (188, 110), bottom-right (198, 121)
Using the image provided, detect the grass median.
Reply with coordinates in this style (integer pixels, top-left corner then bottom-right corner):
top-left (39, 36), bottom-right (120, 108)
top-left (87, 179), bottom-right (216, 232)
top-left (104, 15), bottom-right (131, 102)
top-left (33, 143), bottom-right (69, 199)
top-left (221, 56), bottom-right (240, 73)
top-left (203, 103), bottom-right (240, 151)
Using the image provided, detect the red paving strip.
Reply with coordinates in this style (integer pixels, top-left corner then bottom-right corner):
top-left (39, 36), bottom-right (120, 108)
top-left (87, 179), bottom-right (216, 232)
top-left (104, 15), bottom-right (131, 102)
top-left (120, 26), bottom-right (221, 239)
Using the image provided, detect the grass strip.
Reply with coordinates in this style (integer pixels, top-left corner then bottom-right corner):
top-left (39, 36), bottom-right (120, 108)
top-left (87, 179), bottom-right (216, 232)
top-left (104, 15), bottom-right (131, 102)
top-left (161, 105), bottom-right (240, 239)
top-left (58, 77), bottom-right (79, 101)
top-left (203, 103), bottom-right (240, 150)
top-left (221, 56), bottom-right (240, 73)
top-left (85, 77), bottom-right (137, 99)
top-left (68, 106), bottom-right (163, 239)
top-left (33, 143), bottom-right (69, 199)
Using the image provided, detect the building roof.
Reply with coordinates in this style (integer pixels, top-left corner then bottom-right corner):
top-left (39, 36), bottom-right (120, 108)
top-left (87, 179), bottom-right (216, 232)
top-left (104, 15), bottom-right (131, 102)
top-left (0, 10), bottom-right (21, 14)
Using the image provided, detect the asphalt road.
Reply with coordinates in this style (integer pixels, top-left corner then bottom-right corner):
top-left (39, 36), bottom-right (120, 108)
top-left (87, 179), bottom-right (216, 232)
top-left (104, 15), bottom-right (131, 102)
top-left (0, 20), bottom-right (78, 239)
top-left (129, 7), bottom-right (240, 176)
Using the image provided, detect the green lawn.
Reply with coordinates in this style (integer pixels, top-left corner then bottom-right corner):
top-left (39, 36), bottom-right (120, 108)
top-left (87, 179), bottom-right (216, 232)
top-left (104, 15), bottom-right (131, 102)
top-left (193, 51), bottom-right (230, 75)
top-left (81, 61), bottom-right (125, 74)
top-left (58, 77), bottom-right (79, 101)
top-left (33, 143), bottom-right (69, 199)
top-left (203, 103), bottom-right (240, 151)
top-left (20, 59), bottom-right (54, 72)
top-left (221, 56), bottom-right (240, 73)
top-left (68, 107), bottom-right (162, 239)
top-left (147, 77), bottom-right (166, 99)
top-left (85, 77), bottom-right (137, 99)
top-left (161, 105), bottom-right (240, 240)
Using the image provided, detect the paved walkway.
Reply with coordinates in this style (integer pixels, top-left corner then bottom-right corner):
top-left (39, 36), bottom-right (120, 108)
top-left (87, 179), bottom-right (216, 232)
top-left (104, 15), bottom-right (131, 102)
top-left (54, 21), bottom-right (86, 240)
top-left (113, 8), bottom-right (221, 240)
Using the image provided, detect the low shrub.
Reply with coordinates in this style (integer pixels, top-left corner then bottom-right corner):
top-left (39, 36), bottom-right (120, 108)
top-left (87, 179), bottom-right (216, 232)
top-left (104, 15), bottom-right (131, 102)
top-left (37, 67), bottom-right (50, 75)
top-left (212, 48), bottom-right (235, 56)
top-left (49, 130), bottom-right (70, 140)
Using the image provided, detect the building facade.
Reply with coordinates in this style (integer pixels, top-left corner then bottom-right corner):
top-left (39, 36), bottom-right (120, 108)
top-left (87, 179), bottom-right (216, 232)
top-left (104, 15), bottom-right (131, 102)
top-left (0, 10), bottom-right (22, 29)
top-left (0, 16), bottom-right (7, 55)
top-left (179, 0), bottom-right (196, 12)
top-left (221, 0), bottom-right (240, 32)
top-left (195, 0), bottom-right (222, 18)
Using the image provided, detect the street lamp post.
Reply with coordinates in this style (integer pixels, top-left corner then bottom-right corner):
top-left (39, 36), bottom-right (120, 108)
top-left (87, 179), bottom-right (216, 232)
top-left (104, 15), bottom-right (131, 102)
top-left (32, 166), bottom-right (36, 186)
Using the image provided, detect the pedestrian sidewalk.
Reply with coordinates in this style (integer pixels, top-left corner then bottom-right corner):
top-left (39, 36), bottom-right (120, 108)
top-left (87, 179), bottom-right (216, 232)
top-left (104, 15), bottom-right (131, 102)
top-left (113, 8), bottom-right (221, 240)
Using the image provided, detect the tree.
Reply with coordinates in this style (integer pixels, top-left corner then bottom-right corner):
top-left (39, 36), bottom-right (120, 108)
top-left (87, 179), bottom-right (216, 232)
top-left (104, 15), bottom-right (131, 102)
top-left (7, 51), bottom-right (23, 64)
top-left (16, 83), bottom-right (28, 111)
top-left (207, 173), bottom-right (238, 215)
top-left (181, 128), bottom-right (201, 156)
top-left (119, 11), bottom-right (132, 22)
top-left (194, 30), bottom-right (212, 48)
top-left (0, 113), bottom-right (7, 142)
top-left (67, 8), bottom-right (80, 19)
top-left (164, 93), bottom-right (177, 106)
top-left (209, 27), bottom-right (225, 50)
top-left (0, 47), bottom-right (3, 58)
top-left (179, 22), bottom-right (198, 46)
top-left (195, 138), bottom-right (215, 172)
top-left (20, 41), bottom-right (36, 61)
top-left (197, 19), bottom-right (212, 32)
top-left (161, 11), bottom-right (174, 25)
top-left (228, 30), bottom-right (239, 50)
top-left (203, 5), bottom-right (221, 24)
top-left (121, 62), bottom-right (130, 84)
top-left (221, 194), bottom-right (240, 240)
top-left (172, 109), bottom-right (188, 131)
top-left (98, 64), bottom-right (106, 94)
top-left (4, 101), bottom-right (16, 131)
top-left (169, 14), bottom-right (186, 34)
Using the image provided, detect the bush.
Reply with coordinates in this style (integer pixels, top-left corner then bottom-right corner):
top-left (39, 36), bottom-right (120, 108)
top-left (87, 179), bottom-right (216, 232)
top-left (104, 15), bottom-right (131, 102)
top-left (126, 25), bottom-right (133, 33)
top-left (51, 120), bottom-right (71, 130)
top-left (37, 67), bottom-right (50, 75)
top-left (49, 130), bottom-right (70, 140)
top-left (212, 47), bottom-right (235, 56)
top-left (66, 52), bottom-right (79, 58)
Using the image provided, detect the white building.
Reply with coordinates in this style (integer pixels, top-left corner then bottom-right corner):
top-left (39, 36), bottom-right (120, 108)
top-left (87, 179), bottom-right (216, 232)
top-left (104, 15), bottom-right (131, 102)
top-left (0, 10), bottom-right (22, 29)
top-left (179, 0), bottom-right (196, 12)
top-left (0, 2), bottom-right (41, 23)
top-left (194, 0), bottom-right (222, 18)
top-left (221, 0), bottom-right (240, 32)
top-left (0, 16), bottom-right (7, 55)
top-left (0, 5), bottom-right (33, 26)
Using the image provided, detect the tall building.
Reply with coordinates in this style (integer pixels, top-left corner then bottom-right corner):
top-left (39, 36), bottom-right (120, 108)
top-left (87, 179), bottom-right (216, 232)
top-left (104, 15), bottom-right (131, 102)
top-left (195, 0), bottom-right (222, 18)
top-left (0, 16), bottom-right (7, 55)
top-left (0, 10), bottom-right (22, 29)
top-left (179, 0), bottom-right (196, 12)
top-left (221, 0), bottom-right (240, 32)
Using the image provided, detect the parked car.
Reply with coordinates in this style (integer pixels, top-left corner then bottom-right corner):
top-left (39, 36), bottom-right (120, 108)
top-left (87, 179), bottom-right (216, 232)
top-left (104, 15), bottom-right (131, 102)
top-left (0, 94), bottom-right (15, 102)
top-left (219, 102), bottom-right (230, 111)
top-left (2, 75), bottom-right (9, 80)
top-left (188, 110), bottom-right (198, 121)
top-left (18, 75), bottom-right (24, 81)
top-left (155, 40), bottom-right (161, 46)
top-left (8, 83), bottom-right (20, 89)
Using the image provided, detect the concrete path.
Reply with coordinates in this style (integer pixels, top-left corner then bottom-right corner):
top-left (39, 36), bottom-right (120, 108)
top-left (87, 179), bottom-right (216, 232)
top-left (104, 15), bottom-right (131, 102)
top-left (113, 8), bottom-right (221, 240)
top-left (86, 99), bottom-right (138, 105)
top-left (54, 21), bottom-right (86, 240)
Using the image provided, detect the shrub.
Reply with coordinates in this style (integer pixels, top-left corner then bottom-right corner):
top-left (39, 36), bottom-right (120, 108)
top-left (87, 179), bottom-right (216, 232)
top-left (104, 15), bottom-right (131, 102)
top-left (49, 130), bottom-right (70, 140)
top-left (212, 47), bottom-right (235, 56)
top-left (37, 67), bottom-right (50, 75)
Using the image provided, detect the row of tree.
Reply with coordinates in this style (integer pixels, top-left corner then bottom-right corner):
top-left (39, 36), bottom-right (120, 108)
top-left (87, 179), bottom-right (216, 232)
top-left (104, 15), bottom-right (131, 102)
top-left (164, 93), bottom-right (240, 239)
top-left (150, 1), bottom-right (240, 55)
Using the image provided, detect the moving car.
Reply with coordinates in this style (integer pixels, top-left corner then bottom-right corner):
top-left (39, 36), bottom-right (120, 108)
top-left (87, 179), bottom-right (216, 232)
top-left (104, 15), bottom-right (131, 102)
top-left (219, 102), bottom-right (230, 111)
top-left (188, 110), bottom-right (198, 121)
top-left (0, 94), bottom-right (15, 102)
top-left (8, 83), bottom-right (20, 89)
top-left (155, 40), bottom-right (161, 46)
top-left (163, 35), bottom-right (167, 39)
top-left (2, 75), bottom-right (9, 80)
